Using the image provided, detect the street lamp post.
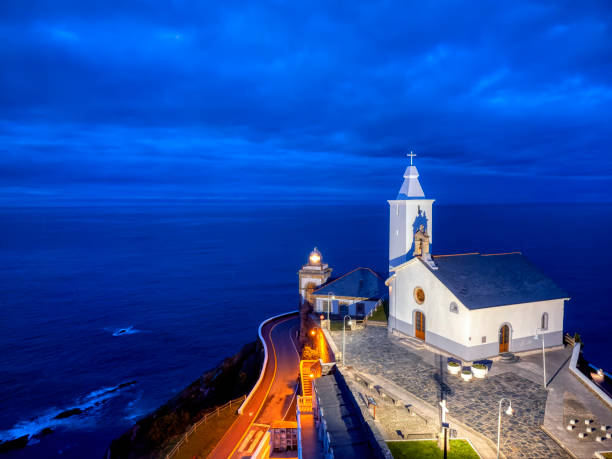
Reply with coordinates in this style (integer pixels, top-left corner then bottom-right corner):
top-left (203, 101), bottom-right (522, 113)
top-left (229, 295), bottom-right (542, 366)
top-left (535, 328), bottom-right (547, 388)
top-left (497, 398), bottom-right (513, 459)
top-left (327, 292), bottom-right (334, 329)
top-left (439, 399), bottom-right (450, 457)
top-left (342, 314), bottom-right (352, 366)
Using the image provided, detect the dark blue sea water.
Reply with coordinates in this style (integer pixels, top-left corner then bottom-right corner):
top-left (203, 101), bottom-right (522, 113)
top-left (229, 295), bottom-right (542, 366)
top-left (1, 201), bottom-right (611, 458)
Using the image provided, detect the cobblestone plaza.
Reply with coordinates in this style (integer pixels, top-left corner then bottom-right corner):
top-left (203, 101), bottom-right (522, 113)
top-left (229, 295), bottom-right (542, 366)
top-left (330, 326), bottom-right (571, 458)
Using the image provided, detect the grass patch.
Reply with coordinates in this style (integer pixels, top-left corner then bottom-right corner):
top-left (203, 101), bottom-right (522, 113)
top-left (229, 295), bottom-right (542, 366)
top-left (387, 440), bottom-right (480, 459)
top-left (369, 300), bottom-right (389, 322)
top-left (329, 320), bottom-right (350, 331)
top-left (173, 409), bottom-right (238, 459)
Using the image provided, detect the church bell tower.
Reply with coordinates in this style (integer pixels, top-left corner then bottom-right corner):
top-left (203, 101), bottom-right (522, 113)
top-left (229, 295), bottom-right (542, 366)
top-left (388, 153), bottom-right (435, 270)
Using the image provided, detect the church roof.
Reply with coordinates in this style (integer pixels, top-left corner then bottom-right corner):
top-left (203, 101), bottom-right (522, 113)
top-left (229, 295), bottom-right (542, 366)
top-left (424, 253), bottom-right (569, 309)
top-left (312, 267), bottom-right (386, 300)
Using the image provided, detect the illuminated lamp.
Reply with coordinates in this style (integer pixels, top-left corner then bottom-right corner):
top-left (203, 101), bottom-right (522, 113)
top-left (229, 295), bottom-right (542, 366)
top-left (309, 247), bottom-right (322, 265)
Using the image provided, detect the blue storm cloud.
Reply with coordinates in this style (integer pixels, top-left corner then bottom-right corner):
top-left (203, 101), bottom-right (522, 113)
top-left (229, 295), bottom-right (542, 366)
top-left (0, 1), bottom-right (610, 203)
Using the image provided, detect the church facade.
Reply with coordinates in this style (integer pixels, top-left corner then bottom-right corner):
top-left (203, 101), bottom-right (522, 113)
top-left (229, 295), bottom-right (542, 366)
top-left (386, 158), bottom-right (569, 361)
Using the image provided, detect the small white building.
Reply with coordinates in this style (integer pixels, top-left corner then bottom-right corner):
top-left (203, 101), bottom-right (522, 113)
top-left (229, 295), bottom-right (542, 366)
top-left (311, 267), bottom-right (386, 319)
top-left (386, 157), bottom-right (570, 361)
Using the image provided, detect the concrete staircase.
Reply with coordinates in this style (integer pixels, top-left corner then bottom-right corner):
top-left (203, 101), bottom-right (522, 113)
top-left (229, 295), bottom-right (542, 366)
top-left (500, 352), bottom-right (520, 363)
top-left (302, 375), bottom-right (313, 397)
top-left (299, 360), bottom-right (317, 410)
top-left (300, 360), bottom-right (316, 397)
top-left (398, 335), bottom-right (426, 350)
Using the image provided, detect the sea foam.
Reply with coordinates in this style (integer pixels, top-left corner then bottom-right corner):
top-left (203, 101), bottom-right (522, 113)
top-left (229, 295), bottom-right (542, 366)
top-left (112, 326), bottom-right (140, 336)
top-left (0, 381), bottom-right (137, 445)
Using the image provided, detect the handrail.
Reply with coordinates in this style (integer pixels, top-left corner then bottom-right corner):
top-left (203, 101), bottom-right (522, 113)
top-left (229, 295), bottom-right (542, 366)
top-left (165, 394), bottom-right (246, 459)
top-left (297, 402), bottom-right (303, 459)
top-left (569, 342), bottom-right (612, 409)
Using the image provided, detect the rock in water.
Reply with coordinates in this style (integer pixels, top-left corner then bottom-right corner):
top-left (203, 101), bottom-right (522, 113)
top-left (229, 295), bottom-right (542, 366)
top-left (0, 435), bottom-right (29, 453)
top-left (38, 427), bottom-right (54, 437)
top-left (54, 408), bottom-right (83, 419)
top-left (116, 381), bottom-right (138, 390)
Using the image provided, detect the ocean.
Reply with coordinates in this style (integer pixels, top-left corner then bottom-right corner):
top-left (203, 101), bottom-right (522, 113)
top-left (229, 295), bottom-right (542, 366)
top-left (1, 201), bottom-right (611, 458)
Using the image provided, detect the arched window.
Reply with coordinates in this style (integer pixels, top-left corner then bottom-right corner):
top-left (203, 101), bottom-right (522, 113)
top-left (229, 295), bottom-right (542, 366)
top-left (541, 312), bottom-right (549, 330)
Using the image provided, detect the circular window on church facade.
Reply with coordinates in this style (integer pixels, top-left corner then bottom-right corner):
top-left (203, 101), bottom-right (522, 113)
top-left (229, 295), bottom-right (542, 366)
top-left (414, 287), bottom-right (425, 304)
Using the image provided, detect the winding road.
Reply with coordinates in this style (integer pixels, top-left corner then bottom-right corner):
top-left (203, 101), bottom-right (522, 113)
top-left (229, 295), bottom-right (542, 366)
top-left (208, 313), bottom-right (300, 459)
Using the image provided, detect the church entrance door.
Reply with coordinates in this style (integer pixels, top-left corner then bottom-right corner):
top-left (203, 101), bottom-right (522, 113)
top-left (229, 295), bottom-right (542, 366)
top-left (499, 325), bottom-right (509, 353)
top-left (415, 311), bottom-right (425, 341)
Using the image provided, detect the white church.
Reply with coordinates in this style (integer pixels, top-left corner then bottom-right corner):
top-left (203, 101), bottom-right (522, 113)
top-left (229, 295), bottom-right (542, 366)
top-left (386, 155), bottom-right (569, 361)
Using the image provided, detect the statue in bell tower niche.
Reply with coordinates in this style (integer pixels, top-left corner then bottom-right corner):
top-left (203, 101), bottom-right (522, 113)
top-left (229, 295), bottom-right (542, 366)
top-left (413, 225), bottom-right (430, 257)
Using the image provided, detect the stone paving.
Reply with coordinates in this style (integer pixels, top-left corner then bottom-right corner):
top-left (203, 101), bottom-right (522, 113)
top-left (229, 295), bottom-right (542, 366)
top-left (331, 327), bottom-right (571, 458)
top-left (348, 377), bottom-right (436, 441)
top-left (564, 392), bottom-right (595, 426)
top-left (540, 349), bottom-right (612, 458)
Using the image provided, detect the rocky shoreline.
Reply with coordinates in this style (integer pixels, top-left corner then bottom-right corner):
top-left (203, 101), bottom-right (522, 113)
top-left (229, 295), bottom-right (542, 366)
top-left (0, 381), bottom-right (139, 454)
top-left (1, 341), bottom-right (263, 457)
top-left (106, 339), bottom-right (264, 458)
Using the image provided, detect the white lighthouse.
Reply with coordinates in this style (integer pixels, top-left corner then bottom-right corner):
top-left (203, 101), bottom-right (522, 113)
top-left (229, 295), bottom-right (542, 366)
top-left (298, 247), bottom-right (332, 305)
top-left (388, 152), bottom-right (435, 269)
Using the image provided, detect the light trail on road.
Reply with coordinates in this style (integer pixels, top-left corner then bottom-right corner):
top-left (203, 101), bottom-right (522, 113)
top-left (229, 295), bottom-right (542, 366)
top-left (208, 313), bottom-right (300, 459)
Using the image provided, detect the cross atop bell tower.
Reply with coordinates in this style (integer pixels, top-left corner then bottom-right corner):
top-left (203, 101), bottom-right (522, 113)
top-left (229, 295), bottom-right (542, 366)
top-left (407, 150), bottom-right (417, 166)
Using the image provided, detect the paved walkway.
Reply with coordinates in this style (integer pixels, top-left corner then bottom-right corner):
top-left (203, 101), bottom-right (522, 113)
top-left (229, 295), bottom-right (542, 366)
top-left (346, 374), bottom-right (436, 440)
top-left (299, 412), bottom-right (322, 458)
top-left (536, 347), bottom-right (612, 459)
top-left (344, 368), bottom-right (500, 458)
top-left (331, 327), bottom-right (572, 458)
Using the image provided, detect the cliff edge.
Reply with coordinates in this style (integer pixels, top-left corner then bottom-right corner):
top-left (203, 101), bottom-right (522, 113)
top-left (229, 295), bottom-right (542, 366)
top-left (106, 340), bottom-right (264, 459)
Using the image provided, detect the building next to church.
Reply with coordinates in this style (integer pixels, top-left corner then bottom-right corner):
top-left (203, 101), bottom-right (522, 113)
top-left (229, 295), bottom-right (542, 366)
top-left (386, 156), bottom-right (570, 361)
top-left (311, 267), bottom-right (386, 319)
top-left (298, 249), bottom-right (386, 319)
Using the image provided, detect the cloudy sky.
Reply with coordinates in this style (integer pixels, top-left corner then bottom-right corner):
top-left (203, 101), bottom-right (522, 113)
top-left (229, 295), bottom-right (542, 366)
top-left (1, 1), bottom-right (610, 203)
